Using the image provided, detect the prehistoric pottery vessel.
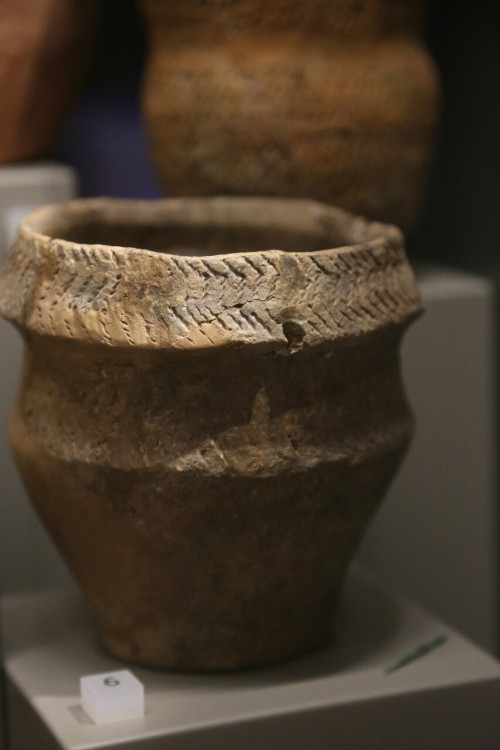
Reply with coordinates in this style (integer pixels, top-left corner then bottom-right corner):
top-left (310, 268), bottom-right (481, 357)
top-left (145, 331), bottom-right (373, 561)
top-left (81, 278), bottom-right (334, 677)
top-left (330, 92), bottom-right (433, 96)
top-left (140, 0), bottom-right (440, 229)
top-left (0, 197), bottom-right (422, 670)
top-left (0, 0), bottom-right (98, 164)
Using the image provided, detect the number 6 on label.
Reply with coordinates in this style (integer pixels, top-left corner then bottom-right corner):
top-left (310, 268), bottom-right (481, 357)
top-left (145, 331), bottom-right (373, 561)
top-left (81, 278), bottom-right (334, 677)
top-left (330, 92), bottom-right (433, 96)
top-left (80, 670), bottom-right (145, 724)
top-left (104, 677), bottom-right (120, 687)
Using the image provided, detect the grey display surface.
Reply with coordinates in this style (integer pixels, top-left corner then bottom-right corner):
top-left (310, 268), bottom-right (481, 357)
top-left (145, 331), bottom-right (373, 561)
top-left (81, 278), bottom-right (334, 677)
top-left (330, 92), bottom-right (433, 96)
top-left (3, 570), bottom-right (500, 750)
top-left (359, 266), bottom-right (498, 652)
top-left (0, 163), bottom-right (77, 750)
top-left (0, 163), bottom-right (77, 594)
top-left (0, 163), bottom-right (77, 252)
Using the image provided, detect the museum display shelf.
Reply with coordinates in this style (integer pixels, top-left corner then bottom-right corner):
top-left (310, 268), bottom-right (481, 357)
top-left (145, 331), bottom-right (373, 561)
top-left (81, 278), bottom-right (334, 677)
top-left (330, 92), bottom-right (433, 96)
top-left (359, 266), bottom-right (498, 652)
top-left (3, 569), bottom-right (500, 750)
top-left (0, 164), bottom-right (497, 747)
top-left (0, 163), bottom-right (78, 596)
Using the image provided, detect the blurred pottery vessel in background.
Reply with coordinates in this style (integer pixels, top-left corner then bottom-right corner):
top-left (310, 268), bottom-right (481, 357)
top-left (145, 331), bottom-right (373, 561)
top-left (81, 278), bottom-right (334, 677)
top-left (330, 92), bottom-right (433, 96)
top-left (0, 0), bottom-right (97, 164)
top-left (140, 0), bottom-right (440, 229)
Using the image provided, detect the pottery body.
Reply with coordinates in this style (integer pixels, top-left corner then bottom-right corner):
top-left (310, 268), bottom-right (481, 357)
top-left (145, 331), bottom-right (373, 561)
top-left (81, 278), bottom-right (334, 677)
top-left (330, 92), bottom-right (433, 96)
top-left (0, 197), bottom-right (422, 670)
top-left (140, 0), bottom-right (439, 228)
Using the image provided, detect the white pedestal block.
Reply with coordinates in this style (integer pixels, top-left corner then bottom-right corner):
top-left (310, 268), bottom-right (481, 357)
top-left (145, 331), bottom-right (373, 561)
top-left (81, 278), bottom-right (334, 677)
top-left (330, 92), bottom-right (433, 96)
top-left (0, 162), bottom-right (77, 594)
top-left (0, 162), bottom-right (77, 256)
top-left (359, 266), bottom-right (498, 652)
top-left (0, 161), bottom-right (78, 749)
top-left (3, 571), bottom-right (500, 750)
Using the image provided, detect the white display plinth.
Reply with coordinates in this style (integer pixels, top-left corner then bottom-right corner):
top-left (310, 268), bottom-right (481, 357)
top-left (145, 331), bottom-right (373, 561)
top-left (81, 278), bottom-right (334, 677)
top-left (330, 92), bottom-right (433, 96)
top-left (359, 266), bottom-right (498, 652)
top-left (0, 161), bottom-right (77, 749)
top-left (4, 570), bottom-right (500, 750)
top-left (0, 162), bottom-right (77, 595)
top-left (0, 162), bottom-right (77, 256)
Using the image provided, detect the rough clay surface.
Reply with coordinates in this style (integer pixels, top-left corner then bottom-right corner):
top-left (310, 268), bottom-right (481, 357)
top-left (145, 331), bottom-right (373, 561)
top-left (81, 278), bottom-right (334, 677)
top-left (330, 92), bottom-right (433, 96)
top-left (140, 0), bottom-right (440, 229)
top-left (0, 197), bottom-right (422, 670)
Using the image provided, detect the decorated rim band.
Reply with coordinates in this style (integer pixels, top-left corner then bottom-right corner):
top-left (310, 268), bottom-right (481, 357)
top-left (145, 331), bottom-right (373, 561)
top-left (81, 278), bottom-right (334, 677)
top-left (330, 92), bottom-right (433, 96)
top-left (0, 197), bottom-right (422, 352)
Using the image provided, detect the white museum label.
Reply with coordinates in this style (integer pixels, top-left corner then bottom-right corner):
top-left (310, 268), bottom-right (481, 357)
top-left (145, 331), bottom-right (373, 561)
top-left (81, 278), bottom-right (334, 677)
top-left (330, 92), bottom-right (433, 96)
top-left (80, 669), bottom-right (145, 725)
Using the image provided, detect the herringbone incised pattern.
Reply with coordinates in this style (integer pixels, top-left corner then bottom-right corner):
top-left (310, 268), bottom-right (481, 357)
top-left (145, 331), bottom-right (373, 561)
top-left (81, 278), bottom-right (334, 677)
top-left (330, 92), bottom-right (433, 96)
top-left (0, 199), bottom-right (421, 352)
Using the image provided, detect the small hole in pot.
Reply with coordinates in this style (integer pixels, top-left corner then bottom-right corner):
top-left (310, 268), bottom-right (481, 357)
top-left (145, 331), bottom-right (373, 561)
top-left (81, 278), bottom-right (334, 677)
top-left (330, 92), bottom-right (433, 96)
top-left (282, 321), bottom-right (305, 353)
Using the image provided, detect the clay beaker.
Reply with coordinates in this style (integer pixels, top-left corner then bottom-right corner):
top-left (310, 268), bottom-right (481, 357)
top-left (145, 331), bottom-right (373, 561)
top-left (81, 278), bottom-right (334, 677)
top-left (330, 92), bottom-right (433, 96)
top-left (0, 197), bottom-right (422, 670)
